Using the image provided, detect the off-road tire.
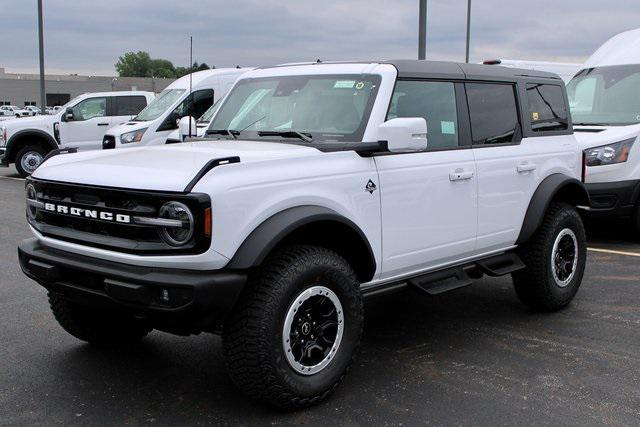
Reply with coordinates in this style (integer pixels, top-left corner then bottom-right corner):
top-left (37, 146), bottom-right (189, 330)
top-left (223, 245), bottom-right (363, 409)
top-left (15, 145), bottom-right (47, 178)
top-left (49, 292), bottom-right (152, 346)
top-left (513, 202), bottom-right (586, 311)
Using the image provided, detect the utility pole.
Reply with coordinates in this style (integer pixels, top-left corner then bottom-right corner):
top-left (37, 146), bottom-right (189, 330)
top-left (465, 0), bottom-right (472, 63)
top-left (37, 0), bottom-right (46, 113)
top-left (418, 0), bottom-right (427, 59)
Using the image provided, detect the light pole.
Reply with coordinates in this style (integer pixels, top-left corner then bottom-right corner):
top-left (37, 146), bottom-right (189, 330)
top-left (37, 0), bottom-right (46, 113)
top-left (465, 0), bottom-right (472, 63)
top-left (418, 0), bottom-right (427, 59)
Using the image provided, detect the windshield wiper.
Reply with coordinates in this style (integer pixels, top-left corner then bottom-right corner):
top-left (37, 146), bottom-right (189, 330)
top-left (206, 129), bottom-right (239, 139)
top-left (573, 122), bottom-right (609, 126)
top-left (258, 130), bottom-right (313, 142)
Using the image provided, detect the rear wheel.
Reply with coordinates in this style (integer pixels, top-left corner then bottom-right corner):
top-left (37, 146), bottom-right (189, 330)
top-left (512, 203), bottom-right (586, 311)
top-left (223, 245), bottom-right (363, 409)
top-left (49, 293), bottom-right (152, 346)
top-left (15, 145), bottom-right (47, 177)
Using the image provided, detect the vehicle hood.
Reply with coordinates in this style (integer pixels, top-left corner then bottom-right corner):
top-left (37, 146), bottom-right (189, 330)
top-left (106, 120), bottom-right (152, 136)
top-left (2, 115), bottom-right (55, 132)
top-left (573, 124), bottom-right (640, 149)
top-left (32, 139), bottom-right (323, 192)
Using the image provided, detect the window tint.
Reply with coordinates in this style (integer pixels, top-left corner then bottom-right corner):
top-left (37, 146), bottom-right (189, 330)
top-left (72, 97), bottom-right (106, 121)
top-left (174, 89), bottom-right (215, 120)
top-left (466, 83), bottom-right (520, 145)
top-left (388, 80), bottom-right (459, 149)
top-left (114, 95), bottom-right (147, 116)
top-left (526, 84), bottom-right (568, 132)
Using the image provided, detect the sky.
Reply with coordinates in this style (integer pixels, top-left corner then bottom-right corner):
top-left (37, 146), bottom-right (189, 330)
top-left (3, 0), bottom-right (640, 76)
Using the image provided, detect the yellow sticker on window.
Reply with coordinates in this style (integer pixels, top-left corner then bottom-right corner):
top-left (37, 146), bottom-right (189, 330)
top-left (532, 112), bottom-right (539, 121)
top-left (355, 82), bottom-right (365, 90)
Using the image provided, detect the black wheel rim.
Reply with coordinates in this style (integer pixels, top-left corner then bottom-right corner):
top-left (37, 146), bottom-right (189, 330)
top-left (551, 228), bottom-right (578, 287)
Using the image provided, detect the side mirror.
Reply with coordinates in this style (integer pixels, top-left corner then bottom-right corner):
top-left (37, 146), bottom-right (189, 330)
top-left (63, 108), bottom-right (74, 122)
top-left (377, 117), bottom-right (427, 152)
top-left (178, 116), bottom-right (197, 141)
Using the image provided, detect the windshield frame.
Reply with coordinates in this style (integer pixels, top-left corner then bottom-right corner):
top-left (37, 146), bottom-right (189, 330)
top-left (567, 64), bottom-right (640, 127)
top-left (207, 74), bottom-right (382, 143)
top-left (133, 88), bottom-right (186, 122)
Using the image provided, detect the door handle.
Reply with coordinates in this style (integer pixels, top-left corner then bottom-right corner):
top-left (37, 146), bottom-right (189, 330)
top-left (449, 169), bottom-right (474, 182)
top-left (516, 162), bottom-right (537, 173)
top-left (97, 123), bottom-right (109, 126)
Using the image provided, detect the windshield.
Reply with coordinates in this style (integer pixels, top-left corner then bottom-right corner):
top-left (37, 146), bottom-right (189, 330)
top-left (209, 74), bottom-right (381, 142)
top-left (567, 65), bottom-right (640, 126)
top-left (134, 89), bottom-right (186, 121)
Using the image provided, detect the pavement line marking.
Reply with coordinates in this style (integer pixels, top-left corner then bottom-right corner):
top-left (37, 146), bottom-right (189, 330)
top-left (588, 247), bottom-right (640, 257)
top-left (0, 176), bottom-right (24, 181)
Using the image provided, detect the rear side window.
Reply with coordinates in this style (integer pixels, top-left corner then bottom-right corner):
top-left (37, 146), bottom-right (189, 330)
top-left (526, 84), bottom-right (568, 132)
top-left (388, 80), bottom-right (459, 150)
top-left (466, 83), bottom-right (520, 145)
top-left (114, 96), bottom-right (147, 116)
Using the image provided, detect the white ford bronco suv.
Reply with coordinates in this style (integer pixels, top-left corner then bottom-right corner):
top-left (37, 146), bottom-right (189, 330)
top-left (18, 61), bottom-right (589, 408)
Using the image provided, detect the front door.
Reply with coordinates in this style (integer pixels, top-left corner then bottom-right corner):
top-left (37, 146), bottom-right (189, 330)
top-left (375, 80), bottom-right (477, 280)
top-left (59, 96), bottom-right (110, 151)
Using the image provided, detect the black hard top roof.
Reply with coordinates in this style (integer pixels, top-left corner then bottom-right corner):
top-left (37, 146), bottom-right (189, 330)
top-left (383, 59), bottom-right (561, 82)
top-left (261, 59), bottom-right (563, 83)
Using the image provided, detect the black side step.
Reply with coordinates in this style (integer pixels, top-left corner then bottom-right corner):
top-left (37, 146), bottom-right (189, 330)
top-left (408, 266), bottom-right (473, 295)
top-left (361, 251), bottom-right (525, 299)
top-left (475, 252), bottom-right (525, 276)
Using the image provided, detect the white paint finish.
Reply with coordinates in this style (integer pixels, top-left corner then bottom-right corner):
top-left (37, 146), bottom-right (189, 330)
top-left (473, 135), bottom-right (579, 250)
top-left (191, 150), bottom-right (383, 277)
top-left (374, 149), bottom-right (478, 278)
top-left (33, 139), bottom-right (323, 192)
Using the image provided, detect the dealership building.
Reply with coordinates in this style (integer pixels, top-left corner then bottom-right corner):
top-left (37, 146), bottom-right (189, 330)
top-left (0, 67), bottom-right (174, 107)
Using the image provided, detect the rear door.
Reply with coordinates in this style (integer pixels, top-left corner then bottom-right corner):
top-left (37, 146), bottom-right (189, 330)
top-left (375, 80), bottom-right (478, 279)
top-left (469, 82), bottom-right (539, 251)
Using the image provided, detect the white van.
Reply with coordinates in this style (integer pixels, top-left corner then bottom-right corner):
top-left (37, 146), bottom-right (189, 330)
top-left (566, 28), bottom-right (640, 229)
top-left (103, 68), bottom-right (250, 149)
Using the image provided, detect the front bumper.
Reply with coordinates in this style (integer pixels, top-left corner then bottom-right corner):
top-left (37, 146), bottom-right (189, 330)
top-left (583, 180), bottom-right (640, 219)
top-left (18, 238), bottom-right (247, 333)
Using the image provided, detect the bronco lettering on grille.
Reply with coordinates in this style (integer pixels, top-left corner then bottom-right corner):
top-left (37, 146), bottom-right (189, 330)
top-left (43, 203), bottom-right (131, 224)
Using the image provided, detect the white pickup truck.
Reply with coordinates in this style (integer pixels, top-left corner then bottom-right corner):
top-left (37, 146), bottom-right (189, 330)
top-left (0, 91), bottom-right (154, 177)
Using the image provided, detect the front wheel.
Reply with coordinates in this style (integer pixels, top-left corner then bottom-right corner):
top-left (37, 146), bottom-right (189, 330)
top-left (223, 245), bottom-right (363, 409)
top-left (15, 145), bottom-right (47, 177)
top-left (513, 202), bottom-right (587, 311)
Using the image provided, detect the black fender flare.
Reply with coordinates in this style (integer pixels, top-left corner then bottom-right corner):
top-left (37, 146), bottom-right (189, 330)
top-left (516, 173), bottom-right (590, 245)
top-left (6, 129), bottom-right (58, 162)
top-left (227, 205), bottom-right (376, 273)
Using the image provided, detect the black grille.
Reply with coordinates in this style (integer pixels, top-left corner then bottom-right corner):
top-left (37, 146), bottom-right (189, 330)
top-left (28, 179), bottom-right (211, 255)
top-left (103, 135), bottom-right (115, 149)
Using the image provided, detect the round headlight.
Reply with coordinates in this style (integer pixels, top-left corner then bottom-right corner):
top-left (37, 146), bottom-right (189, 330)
top-left (158, 201), bottom-right (194, 246)
top-left (26, 183), bottom-right (37, 220)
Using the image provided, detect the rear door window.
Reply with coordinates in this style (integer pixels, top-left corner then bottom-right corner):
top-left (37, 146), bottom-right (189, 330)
top-left (466, 83), bottom-right (520, 145)
top-left (114, 96), bottom-right (148, 116)
top-left (526, 84), bottom-right (568, 132)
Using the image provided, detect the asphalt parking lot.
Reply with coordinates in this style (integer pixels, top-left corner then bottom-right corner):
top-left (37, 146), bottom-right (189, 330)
top-left (1, 167), bottom-right (640, 425)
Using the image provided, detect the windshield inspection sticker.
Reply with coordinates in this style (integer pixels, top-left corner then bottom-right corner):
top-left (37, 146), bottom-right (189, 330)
top-left (441, 121), bottom-right (456, 135)
top-left (355, 81), bottom-right (365, 90)
top-left (334, 80), bottom-right (355, 89)
top-left (532, 112), bottom-right (540, 121)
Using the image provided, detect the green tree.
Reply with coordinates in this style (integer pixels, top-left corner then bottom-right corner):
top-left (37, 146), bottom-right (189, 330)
top-left (149, 58), bottom-right (176, 78)
top-left (116, 51), bottom-right (211, 78)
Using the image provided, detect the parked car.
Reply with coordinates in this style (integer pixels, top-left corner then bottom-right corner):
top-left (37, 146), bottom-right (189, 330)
top-left (566, 28), bottom-right (640, 230)
top-left (24, 106), bottom-right (43, 116)
top-left (19, 60), bottom-right (588, 408)
top-left (0, 105), bottom-right (31, 118)
top-left (0, 91), bottom-right (154, 177)
top-left (166, 99), bottom-right (221, 143)
top-left (46, 106), bottom-right (62, 115)
top-left (102, 68), bottom-right (250, 150)
top-left (482, 59), bottom-right (581, 83)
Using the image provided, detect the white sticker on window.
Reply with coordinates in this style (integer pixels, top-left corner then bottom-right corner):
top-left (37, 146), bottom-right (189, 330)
top-left (334, 80), bottom-right (355, 89)
top-left (441, 121), bottom-right (456, 135)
